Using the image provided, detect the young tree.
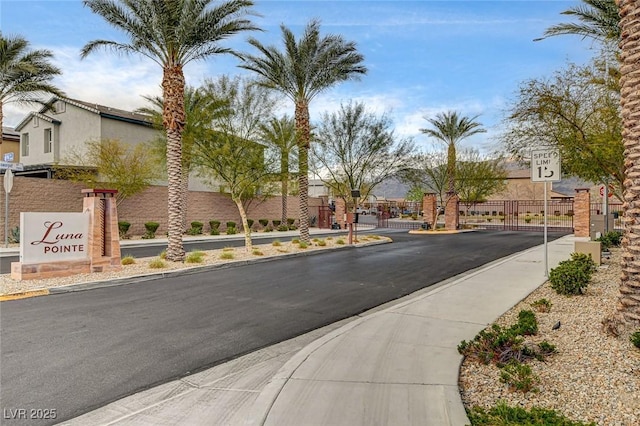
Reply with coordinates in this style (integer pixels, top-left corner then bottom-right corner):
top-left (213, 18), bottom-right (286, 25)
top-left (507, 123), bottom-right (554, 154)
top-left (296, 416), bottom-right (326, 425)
top-left (53, 138), bottom-right (160, 205)
top-left (455, 149), bottom-right (507, 217)
top-left (193, 76), bottom-right (278, 251)
top-left (239, 20), bottom-right (367, 243)
top-left (500, 61), bottom-right (623, 198)
top-left (0, 32), bottom-right (64, 132)
top-left (420, 111), bottom-right (486, 195)
top-left (82, 0), bottom-right (257, 261)
top-left (259, 115), bottom-right (297, 225)
top-left (311, 101), bottom-right (414, 209)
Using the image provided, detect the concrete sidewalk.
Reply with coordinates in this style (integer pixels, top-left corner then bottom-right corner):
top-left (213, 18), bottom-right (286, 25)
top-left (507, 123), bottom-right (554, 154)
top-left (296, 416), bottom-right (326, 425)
top-left (62, 234), bottom-right (576, 426)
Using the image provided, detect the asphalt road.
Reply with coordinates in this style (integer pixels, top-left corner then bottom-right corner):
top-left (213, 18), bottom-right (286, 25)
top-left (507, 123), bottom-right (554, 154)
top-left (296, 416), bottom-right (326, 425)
top-left (0, 230), bottom-right (563, 425)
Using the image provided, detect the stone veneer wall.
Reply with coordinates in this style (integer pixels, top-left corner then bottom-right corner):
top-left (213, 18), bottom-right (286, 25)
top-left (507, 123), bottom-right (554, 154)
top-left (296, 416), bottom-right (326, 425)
top-left (0, 177), bottom-right (305, 240)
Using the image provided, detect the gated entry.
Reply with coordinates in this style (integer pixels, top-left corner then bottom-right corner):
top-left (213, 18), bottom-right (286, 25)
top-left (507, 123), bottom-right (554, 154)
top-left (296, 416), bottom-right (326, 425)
top-left (460, 200), bottom-right (573, 232)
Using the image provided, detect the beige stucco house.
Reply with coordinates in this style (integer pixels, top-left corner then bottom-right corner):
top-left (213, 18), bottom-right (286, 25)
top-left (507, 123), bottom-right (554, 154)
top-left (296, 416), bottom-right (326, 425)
top-left (1, 126), bottom-right (20, 163)
top-left (14, 97), bottom-right (158, 178)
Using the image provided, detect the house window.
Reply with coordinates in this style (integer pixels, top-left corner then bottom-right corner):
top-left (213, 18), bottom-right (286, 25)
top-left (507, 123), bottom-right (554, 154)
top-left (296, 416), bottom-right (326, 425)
top-left (21, 133), bottom-right (29, 156)
top-left (53, 100), bottom-right (65, 114)
top-left (33, 116), bottom-right (39, 128)
top-left (44, 128), bottom-right (53, 153)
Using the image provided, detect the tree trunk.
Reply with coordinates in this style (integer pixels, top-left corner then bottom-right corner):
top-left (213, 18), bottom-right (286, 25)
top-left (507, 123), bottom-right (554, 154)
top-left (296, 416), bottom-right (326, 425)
top-left (233, 196), bottom-right (253, 252)
top-left (162, 65), bottom-right (186, 262)
top-left (181, 172), bottom-right (189, 232)
top-left (618, 0), bottom-right (640, 324)
top-left (447, 143), bottom-right (456, 194)
top-left (281, 154), bottom-right (288, 225)
top-left (295, 100), bottom-right (311, 243)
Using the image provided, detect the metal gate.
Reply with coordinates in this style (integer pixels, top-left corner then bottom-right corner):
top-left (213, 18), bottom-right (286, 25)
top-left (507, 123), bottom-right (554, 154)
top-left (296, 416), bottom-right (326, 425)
top-left (460, 200), bottom-right (573, 232)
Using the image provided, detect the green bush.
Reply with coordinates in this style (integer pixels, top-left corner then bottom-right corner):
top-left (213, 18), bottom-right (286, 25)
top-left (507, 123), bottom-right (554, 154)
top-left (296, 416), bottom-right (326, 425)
top-left (512, 310), bottom-right (538, 336)
top-left (467, 402), bottom-right (597, 425)
top-left (121, 255), bottom-right (136, 265)
top-left (187, 221), bottom-right (203, 235)
top-left (246, 219), bottom-right (254, 229)
top-left (273, 219), bottom-right (281, 227)
top-left (259, 219), bottom-right (269, 227)
top-left (277, 224), bottom-right (289, 231)
top-left (287, 218), bottom-right (295, 225)
top-left (549, 252), bottom-right (597, 295)
top-left (524, 216), bottom-right (532, 223)
top-left (209, 220), bottom-right (221, 231)
top-left (631, 331), bottom-right (640, 349)
top-left (148, 258), bottom-right (166, 268)
top-left (226, 221), bottom-right (236, 229)
top-left (210, 228), bottom-right (220, 236)
top-left (226, 226), bottom-right (236, 235)
top-left (118, 221), bottom-right (131, 239)
top-left (142, 221), bottom-right (160, 239)
top-left (499, 360), bottom-right (539, 393)
top-left (185, 250), bottom-right (205, 263)
top-left (596, 230), bottom-right (623, 251)
top-left (458, 310), bottom-right (551, 365)
top-left (531, 298), bottom-right (552, 313)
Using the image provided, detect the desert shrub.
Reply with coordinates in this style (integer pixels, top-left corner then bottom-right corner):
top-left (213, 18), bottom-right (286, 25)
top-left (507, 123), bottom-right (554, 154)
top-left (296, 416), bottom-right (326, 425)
top-left (467, 402), bottom-right (596, 425)
top-left (159, 250), bottom-right (167, 260)
top-left (277, 224), bottom-right (289, 231)
top-left (298, 241), bottom-right (308, 249)
top-left (264, 225), bottom-right (273, 232)
top-left (210, 228), bottom-right (220, 235)
top-left (499, 360), bottom-right (539, 393)
top-left (458, 310), bottom-right (551, 365)
top-left (148, 258), bottom-right (166, 268)
top-left (512, 310), bottom-right (538, 336)
top-left (185, 251), bottom-right (205, 263)
top-left (272, 240), bottom-right (282, 247)
top-left (259, 219), bottom-right (269, 227)
top-left (531, 298), bottom-right (552, 313)
top-left (252, 249), bottom-right (264, 256)
top-left (121, 255), bottom-right (136, 265)
top-left (549, 252), bottom-right (597, 295)
top-left (220, 251), bottom-right (234, 260)
top-left (524, 216), bottom-right (532, 223)
top-left (317, 239), bottom-right (327, 246)
top-left (187, 221), bottom-right (204, 235)
top-left (142, 221), bottom-right (160, 239)
top-left (226, 227), bottom-right (236, 235)
top-left (118, 221), bottom-right (131, 239)
top-left (336, 238), bottom-right (345, 245)
top-left (596, 230), bottom-right (623, 251)
top-left (631, 331), bottom-right (640, 349)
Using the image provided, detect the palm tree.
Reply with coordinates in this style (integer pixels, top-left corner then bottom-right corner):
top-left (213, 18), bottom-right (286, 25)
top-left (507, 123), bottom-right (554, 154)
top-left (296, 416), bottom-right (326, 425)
top-left (535, 0), bottom-right (620, 45)
top-left (137, 86), bottom-right (227, 231)
top-left (419, 111), bottom-right (486, 195)
top-left (239, 20), bottom-right (367, 243)
top-left (81, 0), bottom-right (257, 262)
top-left (259, 115), bottom-right (297, 225)
top-left (0, 32), bottom-right (64, 132)
top-left (615, 0), bottom-right (640, 326)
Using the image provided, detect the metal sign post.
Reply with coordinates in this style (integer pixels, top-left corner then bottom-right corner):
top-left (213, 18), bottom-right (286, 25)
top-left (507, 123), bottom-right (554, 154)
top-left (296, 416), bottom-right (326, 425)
top-left (531, 149), bottom-right (561, 277)
top-left (4, 169), bottom-right (14, 248)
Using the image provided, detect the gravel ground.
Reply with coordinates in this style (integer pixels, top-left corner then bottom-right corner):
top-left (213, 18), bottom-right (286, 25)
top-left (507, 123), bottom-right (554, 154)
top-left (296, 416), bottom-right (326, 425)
top-left (0, 234), bottom-right (386, 296)
top-left (459, 248), bottom-right (640, 425)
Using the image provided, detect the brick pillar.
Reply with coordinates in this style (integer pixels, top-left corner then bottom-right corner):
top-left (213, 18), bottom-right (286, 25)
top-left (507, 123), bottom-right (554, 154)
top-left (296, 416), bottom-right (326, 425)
top-left (422, 193), bottom-right (437, 227)
top-left (445, 192), bottom-right (459, 231)
top-left (335, 198), bottom-right (347, 229)
top-left (574, 188), bottom-right (591, 238)
top-left (83, 189), bottom-right (122, 272)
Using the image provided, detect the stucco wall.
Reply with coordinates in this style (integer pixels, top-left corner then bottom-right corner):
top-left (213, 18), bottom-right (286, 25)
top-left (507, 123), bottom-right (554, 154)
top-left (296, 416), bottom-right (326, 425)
top-left (0, 177), bottom-right (308, 240)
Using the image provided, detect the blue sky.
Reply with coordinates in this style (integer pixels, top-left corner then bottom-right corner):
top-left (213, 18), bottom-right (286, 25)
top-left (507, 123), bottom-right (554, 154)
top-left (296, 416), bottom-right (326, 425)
top-left (1, 0), bottom-right (595, 153)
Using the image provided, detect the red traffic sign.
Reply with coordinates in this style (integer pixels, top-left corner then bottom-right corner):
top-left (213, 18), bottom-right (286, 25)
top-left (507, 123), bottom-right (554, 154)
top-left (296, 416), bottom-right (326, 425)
top-left (599, 185), bottom-right (614, 197)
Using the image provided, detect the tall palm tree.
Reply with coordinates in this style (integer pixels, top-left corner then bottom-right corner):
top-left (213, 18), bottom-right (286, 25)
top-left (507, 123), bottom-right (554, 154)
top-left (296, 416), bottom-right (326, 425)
top-left (137, 86), bottom-right (227, 231)
top-left (616, 0), bottom-right (640, 325)
top-left (0, 32), bottom-right (64, 132)
top-left (81, 0), bottom-right (257, 262)
top-left (259, 115), bottom-right (297, 225)
top-left (419, 111), bottom-right (486, 195)
top-left (535, 0), bottom-right (620, 44)
top-left (239, 20), bottom-right (367, 243)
